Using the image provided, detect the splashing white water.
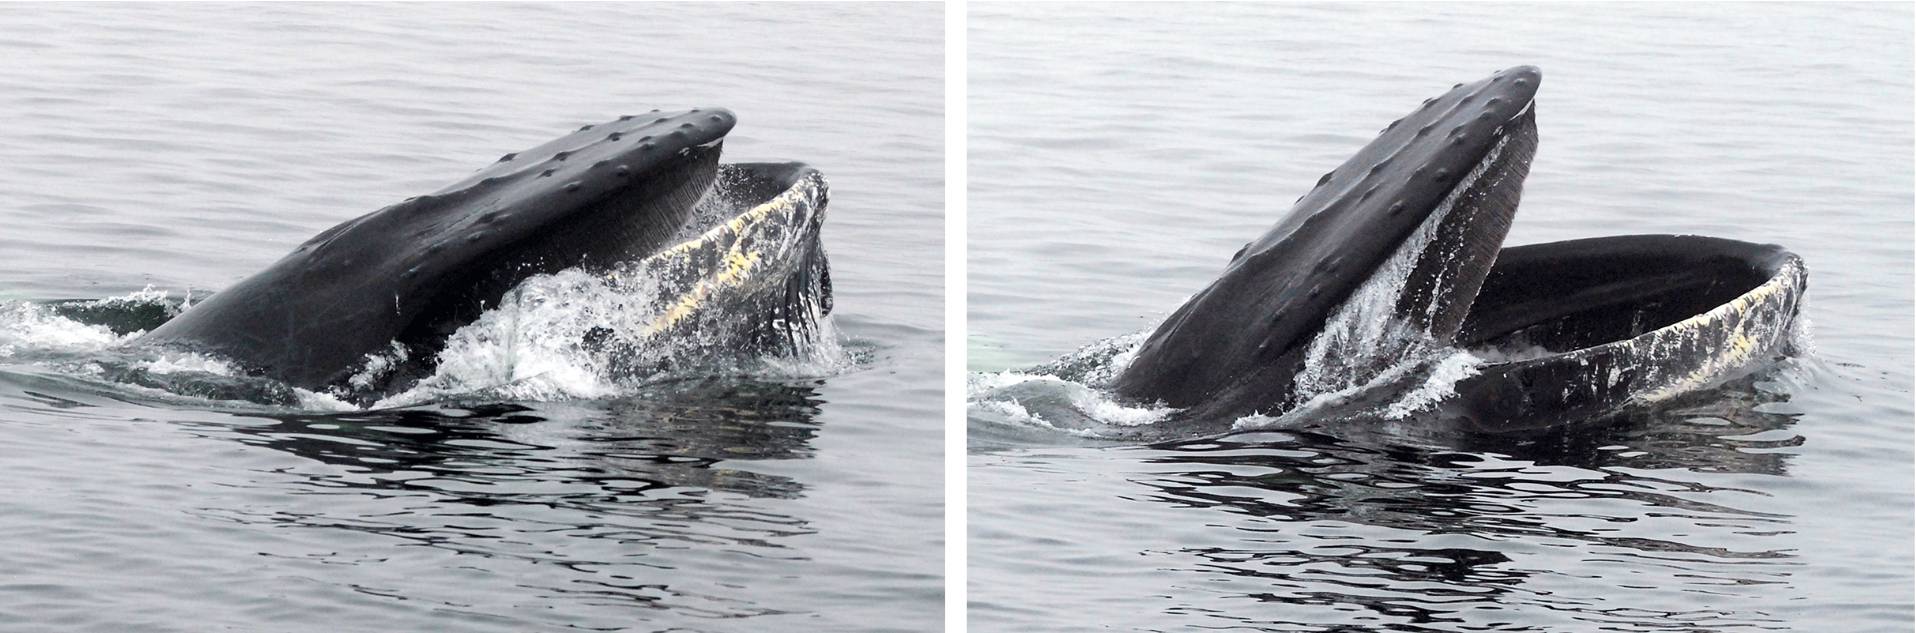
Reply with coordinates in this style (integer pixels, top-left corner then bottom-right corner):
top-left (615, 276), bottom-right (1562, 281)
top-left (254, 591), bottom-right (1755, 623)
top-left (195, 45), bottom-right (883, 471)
top-left (967, 370), bottom-right (1180, 434)
top-left (0, 301), bottom-right (128, 356)
top-left (968, 333), bottom-right (1180, 436)
top-left (1291, 133), bottom-right (1511, 406)
top-left (371, 269), bottom-right (845, 408)
top-left (141, 353), bottom-right (242, 376)
top-left (0, 285), bottom-right (188, 357)
top-left (1381, 350), bottom-right (1485, 419)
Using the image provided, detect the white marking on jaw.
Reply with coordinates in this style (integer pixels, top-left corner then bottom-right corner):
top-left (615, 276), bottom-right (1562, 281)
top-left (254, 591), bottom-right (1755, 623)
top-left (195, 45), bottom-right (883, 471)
top-left (1632, 257), bottom-right (1805, 402)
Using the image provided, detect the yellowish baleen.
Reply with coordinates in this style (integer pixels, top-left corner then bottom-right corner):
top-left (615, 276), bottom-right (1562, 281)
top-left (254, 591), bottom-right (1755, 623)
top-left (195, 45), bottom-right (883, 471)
top-left (621, 175), bottom-right (825, 336)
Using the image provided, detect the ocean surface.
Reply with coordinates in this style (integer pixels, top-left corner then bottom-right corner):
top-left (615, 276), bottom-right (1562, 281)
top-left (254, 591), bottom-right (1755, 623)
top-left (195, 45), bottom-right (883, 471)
top-left (0, 4), bottom-right (941, 632)
top-left (969, 4), bottom-right (1912, 632)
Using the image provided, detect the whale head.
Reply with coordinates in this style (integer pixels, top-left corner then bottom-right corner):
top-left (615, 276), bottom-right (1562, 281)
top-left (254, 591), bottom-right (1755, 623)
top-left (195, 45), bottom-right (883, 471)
top-left (140, 109), bottom-right (743, 391)
top-left (1114, 67), bottom-right (1542, 420)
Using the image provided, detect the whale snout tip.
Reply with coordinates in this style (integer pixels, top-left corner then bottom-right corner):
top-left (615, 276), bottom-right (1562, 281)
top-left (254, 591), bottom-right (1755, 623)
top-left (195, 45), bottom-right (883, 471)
top-left (1493, 65), bottom-right (1542, 94)
top-left (1473, 66), bottom-right (1541, 119)
top-left (689, 106), bottom-right (737, 127)
top-left (684, 106), bottom-right (737, 139)
top-left (1498, 65), bottom-right (1541, 79)
top-left (611, 107), bottom-right (737, 150)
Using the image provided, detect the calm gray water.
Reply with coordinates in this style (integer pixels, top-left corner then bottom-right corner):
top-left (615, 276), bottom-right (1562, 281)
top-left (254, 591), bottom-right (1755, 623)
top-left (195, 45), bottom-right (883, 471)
top-left (970, 4), bottom-right (1912, 632)
top-left (0, 4), bottom-right (941, 632)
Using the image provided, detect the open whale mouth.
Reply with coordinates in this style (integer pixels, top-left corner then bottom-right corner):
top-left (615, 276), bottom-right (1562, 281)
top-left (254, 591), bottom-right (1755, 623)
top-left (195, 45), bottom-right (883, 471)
top-left (349, 161), bottom-right (836, 406)
top-left (1437, 234), bottom-right (1807, 431)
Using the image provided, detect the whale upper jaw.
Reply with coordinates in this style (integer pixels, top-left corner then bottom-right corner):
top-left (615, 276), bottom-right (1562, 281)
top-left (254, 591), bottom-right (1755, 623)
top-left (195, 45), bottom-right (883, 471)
top-left (1113, 67), bottom-right (1542, 420)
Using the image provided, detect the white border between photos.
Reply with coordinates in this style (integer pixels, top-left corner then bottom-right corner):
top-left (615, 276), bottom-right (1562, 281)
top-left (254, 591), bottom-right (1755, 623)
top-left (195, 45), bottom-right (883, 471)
top-left (944, 0), bottom-right (967, 630)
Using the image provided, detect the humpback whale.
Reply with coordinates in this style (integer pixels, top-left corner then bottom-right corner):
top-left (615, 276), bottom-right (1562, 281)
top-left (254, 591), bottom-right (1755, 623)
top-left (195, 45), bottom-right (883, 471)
top-left (135, 109), bottom-right (832, 403)
top-left (1108, 66), bottom-right (1805, 433)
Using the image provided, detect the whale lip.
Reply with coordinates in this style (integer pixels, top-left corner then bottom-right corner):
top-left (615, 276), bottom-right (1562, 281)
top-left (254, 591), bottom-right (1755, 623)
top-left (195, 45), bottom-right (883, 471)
top-left (1114, 67), bottom-right (1544, 418)
top-left (1459, 234), bottom-right (1799, 354)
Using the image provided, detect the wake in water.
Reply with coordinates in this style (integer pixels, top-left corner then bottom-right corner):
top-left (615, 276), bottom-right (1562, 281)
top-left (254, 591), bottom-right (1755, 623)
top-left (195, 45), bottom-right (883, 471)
top-left (968, 326), bottom-right (1485, 441)
top-left (970, 312), bottom-right (1817, 443)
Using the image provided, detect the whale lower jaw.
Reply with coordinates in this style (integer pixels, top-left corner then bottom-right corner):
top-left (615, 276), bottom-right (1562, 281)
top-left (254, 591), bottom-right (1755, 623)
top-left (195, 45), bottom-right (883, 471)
top-left (1441, 235), bottom-right (1807, 433)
